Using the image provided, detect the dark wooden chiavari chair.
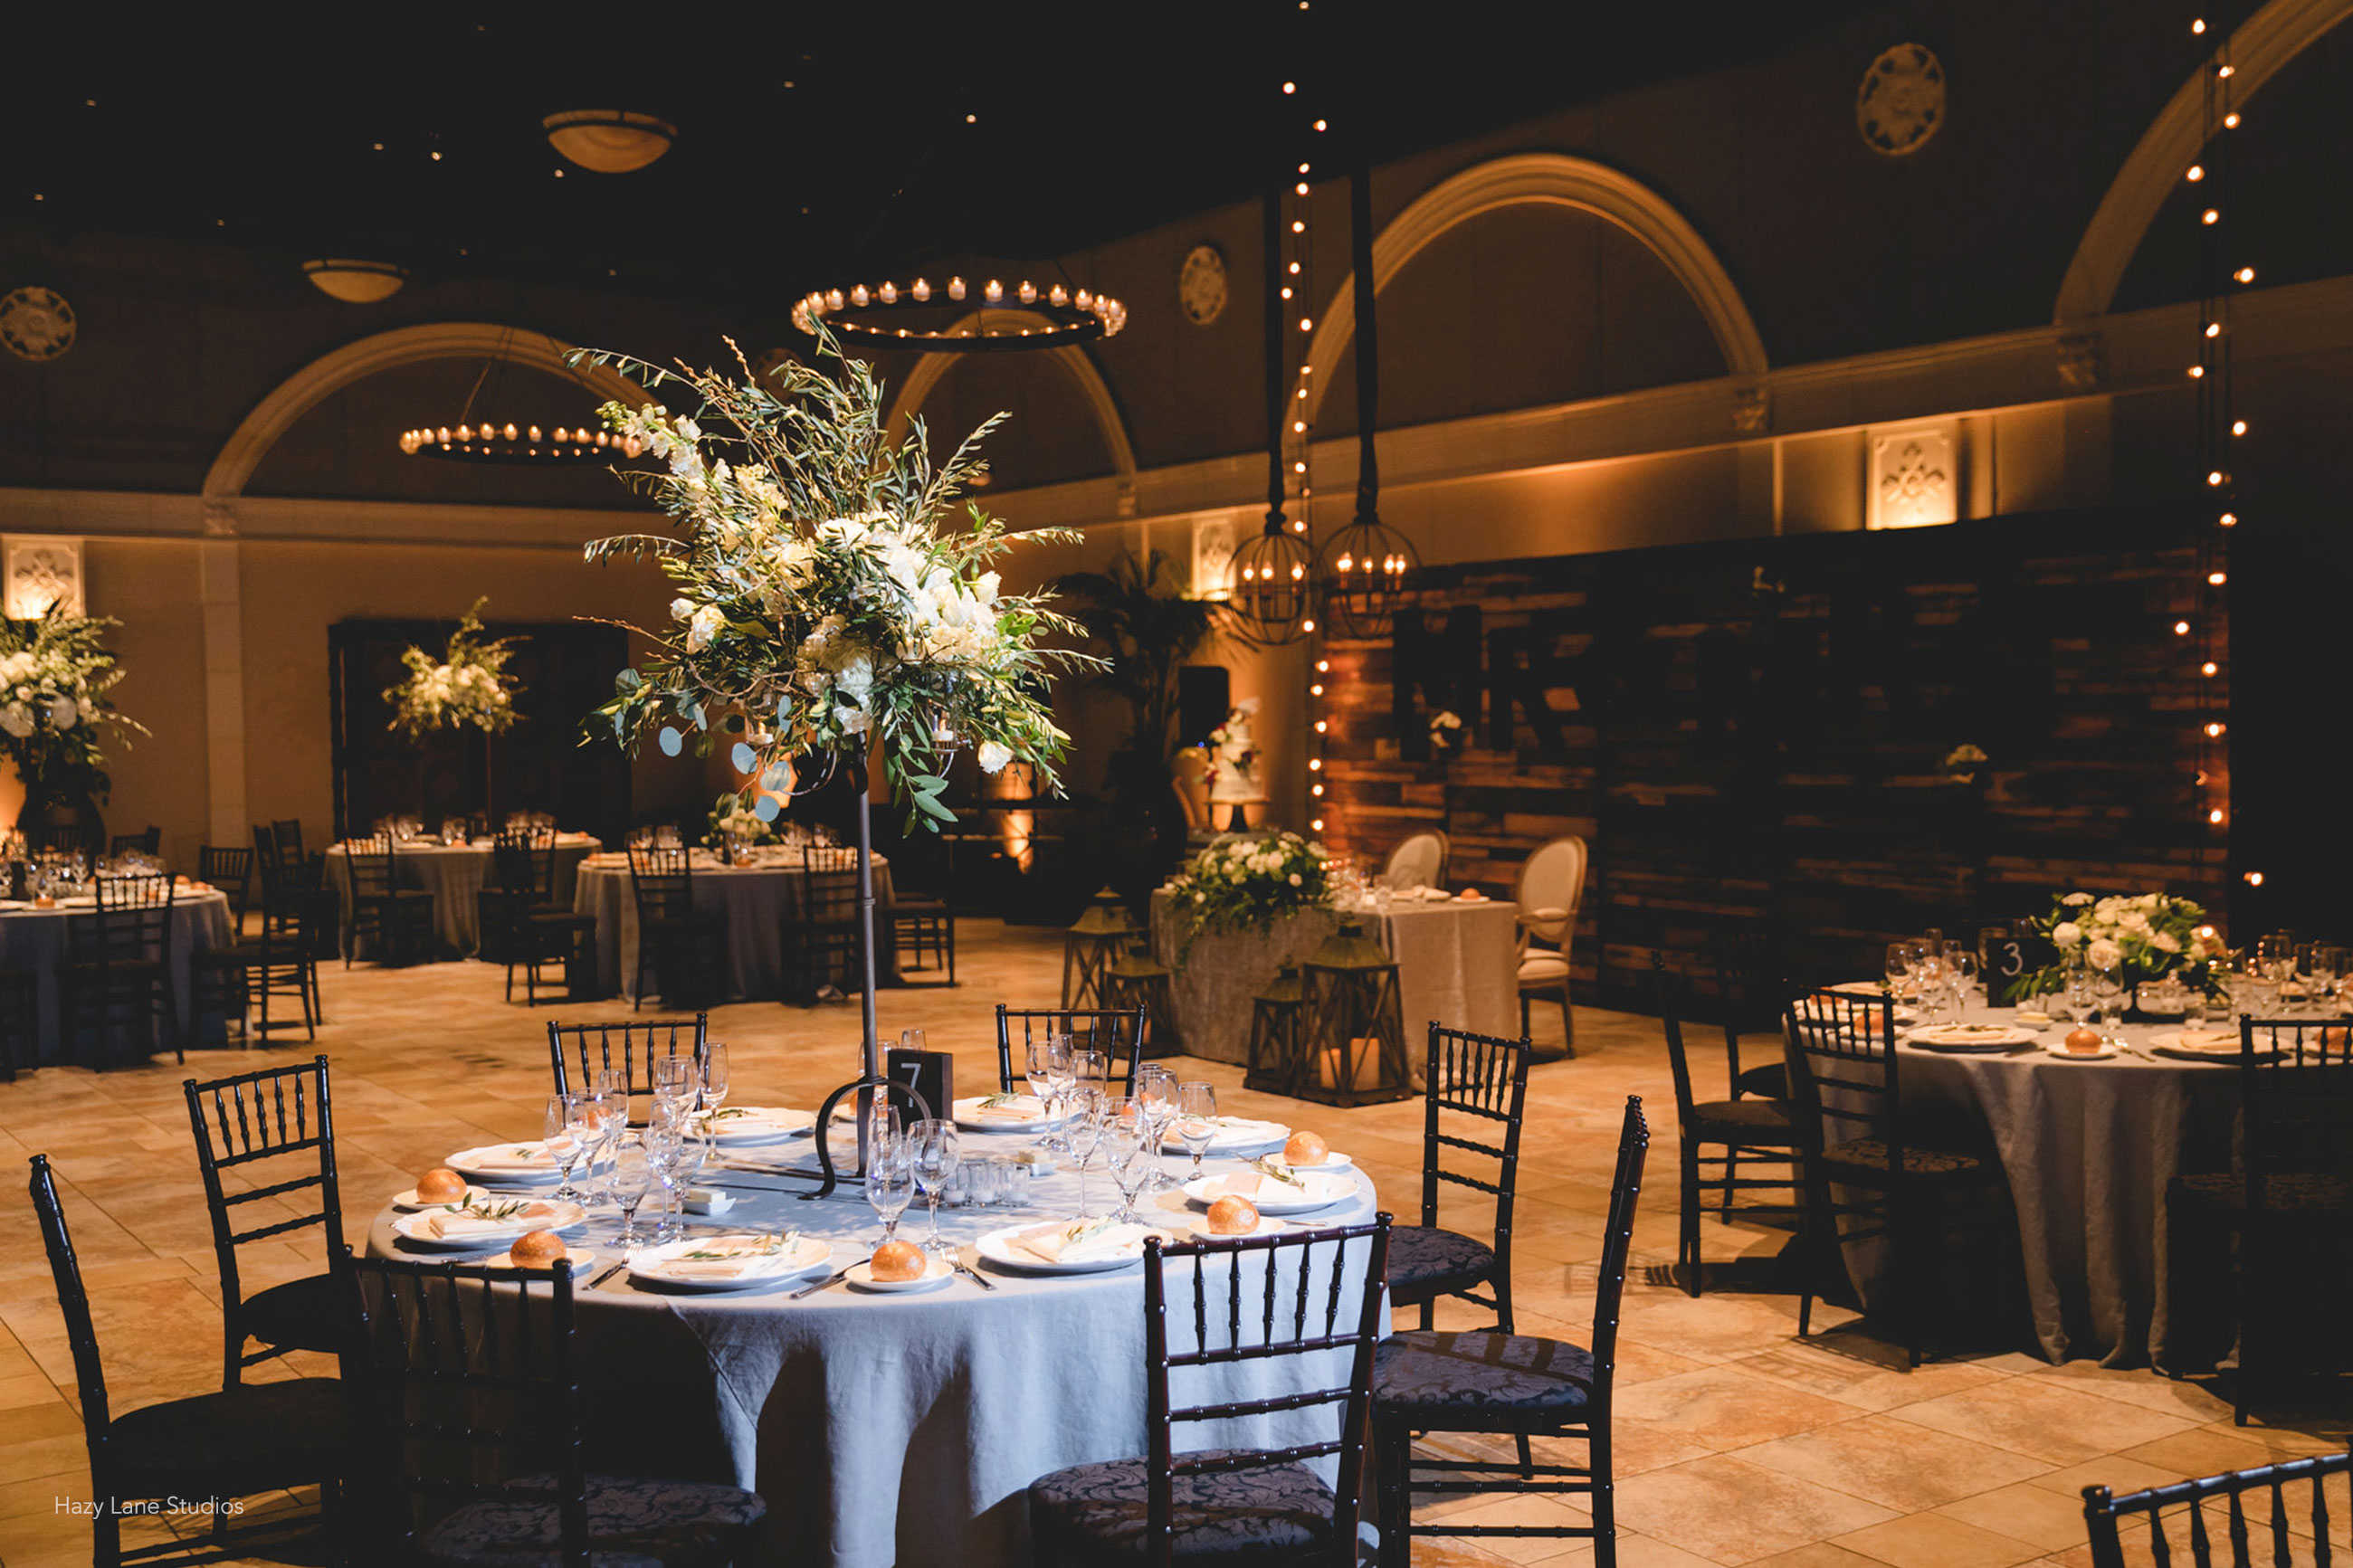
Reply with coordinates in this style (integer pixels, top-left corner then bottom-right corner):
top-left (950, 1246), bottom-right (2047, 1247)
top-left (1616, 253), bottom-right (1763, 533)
top-left (342, 832), bottom-right (432, 966)
top-left (625, 844), bottom-right (719, 1009)
top-left (785, 845), bottom-right (863, 1004)
top-left (548, 1013), bottom-right (709, 1123)
top-left (1386, 1022), bottom-right (1530, 1334)
top-left (109, 825), bottom-right (161, 859)
top-left (29, 1154), bottom-right (348, 1568)
top-left (491, 830), bottom-right (597, 1005)
top-left (1656, 954), bottom-right (1799, 1297)
top-left (1783, 987), bottom-right (2006, 1366)
top-left (271, 818), bottom-right (307, 862)
top-left (196, 843), bottom-right (254, 932)
top-left (63, 871), bottom-right (178, 1069)
top-left (1028, 1216), bottom-right (1392, 1567)
top-left (889, 883), bottom-right (957, 986)
top-left (993, 1003), bottom-right (1148, 1096)
top-left (347, 1255), bottom-right (765, 1566)
top-left (1370, 1095), bottom-right (1650, 1568)
top-left (184, 1056), bottom-right (351, 1385)
top-left (1710, 922), bottom-right (1792, 1099)
top-left (2168, 1016), bottom-right (2353, 1423)
top-left (2083, 1451), bottom-right (2353, 1568)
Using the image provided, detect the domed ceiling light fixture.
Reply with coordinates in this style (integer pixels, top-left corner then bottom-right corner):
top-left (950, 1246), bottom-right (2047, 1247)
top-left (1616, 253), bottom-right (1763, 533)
top-left (301, 258), bottom-right (409, 303)
top-left (542, 109), bottom-right (676, 174)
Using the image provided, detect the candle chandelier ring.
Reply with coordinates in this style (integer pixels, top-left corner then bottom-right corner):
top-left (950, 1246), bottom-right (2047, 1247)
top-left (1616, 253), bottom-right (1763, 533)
top-left (791, 276), bottom-right (1128, 353)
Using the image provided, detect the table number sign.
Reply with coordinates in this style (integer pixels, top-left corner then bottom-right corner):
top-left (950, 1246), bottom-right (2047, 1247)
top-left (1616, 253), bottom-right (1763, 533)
top-left (1979, 926), bottom-right (2026, 1006)
top-left (887, 1048), bottom-right (951, 1125)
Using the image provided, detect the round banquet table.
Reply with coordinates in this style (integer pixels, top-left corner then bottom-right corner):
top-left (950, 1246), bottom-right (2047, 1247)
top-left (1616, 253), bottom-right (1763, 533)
top-left (1830, 994), bottom-right (2250, 1368)
top-left (325, 836), bottom-right (601, 958)
top-left (367, 1125), bottom-right (1379, 1568)
top-left (571, 851), bottom-right (900, 1002)
top-left (0, 888), bottom-right (235, 1063)
top-left (1148, 888), bottom-right (1520, 1063)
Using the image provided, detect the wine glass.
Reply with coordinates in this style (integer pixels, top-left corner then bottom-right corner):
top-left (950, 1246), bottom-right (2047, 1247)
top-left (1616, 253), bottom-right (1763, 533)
top-left (1043, 1036), bottom-right (1077, 1155)
top-left (910, 1119), bottom-right (959, 1258)
top-left (1073, 1046), bottom-right (1109, 1100)
top-left (643, 1113), bottom-right (685, 1243)
top-left (608, 1137), bottom-right (652, 1249)
top-left (1134, 1064), bottom-right (1178, 1191)
top-left (900, 1028), bottom-right (927, 1056)
top-left (1024, 1038), bottom-right (1058, 1148)
top-left (1065, 1089), bottom-right (1109, 1217)
top-left (700, 1043), bottom-right (729, 1117)
top-left (1947, 947), bottom-right (1978, 1019)
top-left (1101, 1098), bottom-right (1149, 1222)
top-left (867, 1128), bottom-right (913, 1245)
top-left (2090, 965), bottom-right (2129, 1045)
top-left (546, 1094), bottom-right (588, 1203)
top-left (1176, 1082), bottom-right (1218, 1180)
top-left (653, 1054), bottom-right (695, 1114)
top-left (1884, 942), bottom-right (1917, 1003)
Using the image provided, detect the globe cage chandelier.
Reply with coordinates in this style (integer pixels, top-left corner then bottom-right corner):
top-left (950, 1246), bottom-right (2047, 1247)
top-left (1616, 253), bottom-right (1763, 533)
top-left (397, 337), bottom-right (643, 465)
top-left (1227, 515), bottom-right (1319, 648)
top-left (790, 275), bottom-right (1128, 353)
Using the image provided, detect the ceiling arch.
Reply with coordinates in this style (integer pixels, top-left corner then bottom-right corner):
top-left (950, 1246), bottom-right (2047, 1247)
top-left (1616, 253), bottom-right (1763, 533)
top-left (1300, 151), bottom-right (1767, 427)
top-left (202, 322), bottom-right (643, 501)
top-left (2056, 0), bottom-right (2353, 323)
top-left (879, 310), bottom-right (1138, 480)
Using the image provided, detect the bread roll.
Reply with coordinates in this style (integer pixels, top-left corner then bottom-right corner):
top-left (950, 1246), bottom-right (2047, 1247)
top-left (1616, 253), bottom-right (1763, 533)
top-left (872, 1239), bottom-right (928, 1282)
top-left (1207, 1195), bottom-right (1262, 1236)
top-left (2062, 1027), bottom-right (2104, 1055)
top-left (1283, 1131), bottom-right (1329, 1167)
top-left (508, 1229), bottom-right (567, 1267)
top-left (415, 1168), bottom-right (468, 1204)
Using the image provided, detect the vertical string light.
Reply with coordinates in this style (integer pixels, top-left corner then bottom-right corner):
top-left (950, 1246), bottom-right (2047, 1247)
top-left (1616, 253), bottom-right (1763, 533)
top-left (2186, 14), bottom-right (2247, 889)
top-left (1281, 62), bottom-right (1331, 836)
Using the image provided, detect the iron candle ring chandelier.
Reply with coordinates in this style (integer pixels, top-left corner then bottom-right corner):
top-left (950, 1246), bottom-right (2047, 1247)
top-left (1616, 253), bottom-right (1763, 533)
top-left (399, 422), bottom-right (643, 464)
top-left (791, 276), bottom-right (1129, 353)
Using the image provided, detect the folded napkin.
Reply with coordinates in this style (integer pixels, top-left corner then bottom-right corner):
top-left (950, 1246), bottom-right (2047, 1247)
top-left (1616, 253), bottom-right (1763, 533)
top-left (428, 1203), bottom-right (558, 1240)
top-left (656, 1235), bottom-right (795, 1279)
top-left (2175, 1029), bottom-right (2238, 1050)
top-left (462, 1145), bottom-right (555, 1173)
top-left (1215, 1172), bottom-right (1273, 1200)
top-left (968, 1095), bottom-right (1045, 1122)
top-left (1017, 1217), bottom-right (1148, 1264)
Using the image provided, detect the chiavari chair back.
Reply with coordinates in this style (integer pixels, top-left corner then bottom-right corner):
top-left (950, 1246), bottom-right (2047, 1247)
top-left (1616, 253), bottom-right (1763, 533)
top-left (548, 1014), bottom-right (709, 1119)
top-left (993, 1003), bottom-right (1147, 1096)
top-left (2083, 1451), bottom-right (2353, 1568)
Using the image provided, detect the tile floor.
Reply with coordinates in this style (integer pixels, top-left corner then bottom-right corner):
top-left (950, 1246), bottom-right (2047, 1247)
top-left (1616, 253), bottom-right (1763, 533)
top-left (0, 919), bottom-right (2340, 1567)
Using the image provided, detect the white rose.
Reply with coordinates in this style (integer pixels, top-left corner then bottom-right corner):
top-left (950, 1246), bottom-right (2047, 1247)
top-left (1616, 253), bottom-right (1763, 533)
top-left (977, 740), bottom-right (1013, 774)
top-left (48, 695), bottom-right (77, 731)
top-left (2151, 931), bottom-right (2182, 954)
top-left (0, 704), bottom-right (30, 739)
top-left (76, 697), bottom-right (96, 725)
top-left (834, 704), bottom-right (871, 736)
top-left (1288, 872), bottom-right (1302, 886)
top-left (2086, 938), bottom-right (2123, 972)
top-left (2051, 922), bottom-right (2082, 947)
top-left (2062, 892), bottom-right (2093, 907)
top-left (686, 604), bottom-right (726, 651)
top-left (671, 597), bottom-right (696, 623)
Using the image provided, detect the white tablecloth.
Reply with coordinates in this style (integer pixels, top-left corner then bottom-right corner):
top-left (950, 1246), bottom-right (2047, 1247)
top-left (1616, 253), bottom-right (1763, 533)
top-left (0, 889), bottom-right (235, 1062)
top-left (1148, 890), bottom-right (1520, 1063)
top-left (368, 1126), bottom-right (1380, 1567)
top-left (572, 852), bottom-right (899, 1001)
top-left (325, 837), bottom-right (600, 957)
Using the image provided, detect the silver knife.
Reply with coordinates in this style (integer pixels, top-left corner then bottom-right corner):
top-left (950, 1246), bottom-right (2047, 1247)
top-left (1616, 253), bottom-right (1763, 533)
top-left (790, 1256), bottom-right (869, 1299)
top-left (587, 1260), bottom-right (627, 1289)
top-left (949, 1255), bottom-right (998, 1291)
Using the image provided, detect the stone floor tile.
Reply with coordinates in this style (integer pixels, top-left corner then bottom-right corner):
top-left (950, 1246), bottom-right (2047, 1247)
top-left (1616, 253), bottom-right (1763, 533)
top-left (1831, 1513), bottom-right (2045, 1568)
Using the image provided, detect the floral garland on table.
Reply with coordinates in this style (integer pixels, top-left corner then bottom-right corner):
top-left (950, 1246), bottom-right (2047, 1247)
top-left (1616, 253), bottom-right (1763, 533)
top-left (0, 606), bottom-right (148, 796)
top-left (1167, 830), bottom-right (1335, 958)
top-left (570, 333), bottom-right (1097, 831)
top-left (386, 598), bottom-right (522, 738)
top-left (2013, 890), bottom-right (2220, 1000)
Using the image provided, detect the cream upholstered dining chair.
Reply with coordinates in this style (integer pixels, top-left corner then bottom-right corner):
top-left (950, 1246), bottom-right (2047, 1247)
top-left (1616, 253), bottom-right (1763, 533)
top-left (1384, 830), bottom-right (1450, 891)
top-left (1514, 835), bottom-right (1586, 1060)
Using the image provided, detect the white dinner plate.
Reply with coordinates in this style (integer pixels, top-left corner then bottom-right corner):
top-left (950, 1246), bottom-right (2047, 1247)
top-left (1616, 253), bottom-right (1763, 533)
top-left (2148, 1030), bottom-right (2275, 1062)
top-left (391, 1201), bottom-right (587, 1251)
top-left (445, 1142), bottom-right (565, 1183)
top-left (1175, 1210), bottom-right (1291, 1240)
top-left (952, 1095), bottom-right (1062, 1134)
top-left (393, 1184), bottom-right (492, 1212)
top-left (1160, 1118), bottom-right (1291, 1157)
top-left (975, 1221), bottom-right (1149, 1274)
top-left (1182, 1170), bottom-right (1355, 1216)
top-left (624, 1233), bottom-right (833, 1292)
top-left (2043, 1041), bottom-right (2119, 1061)
top-left (694, 1107), bottom-right (815, 1145)
top-left (846, 1255), bottom-right (955, 1293)
top-left (479, 1250), bottom-right (598, 1276)
top-left (1283, 1150), bottom-right (1354, 1173)
top-left (1905, 1024), bottom-right (2037, 1051)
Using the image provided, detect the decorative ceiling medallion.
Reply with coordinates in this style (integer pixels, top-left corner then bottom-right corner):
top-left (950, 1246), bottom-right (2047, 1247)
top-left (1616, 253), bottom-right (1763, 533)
top-left (0, 287), bottom-right (76, 362)
top-left (1178, 243), bottom-right (1228, 326)
top-left (1857, 43), bottom-right (1945, 157)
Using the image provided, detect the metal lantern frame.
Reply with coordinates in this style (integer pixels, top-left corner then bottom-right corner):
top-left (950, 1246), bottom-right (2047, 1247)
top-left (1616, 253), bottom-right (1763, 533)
top-left (1101, 941), bottom-right (1185, 1059)
top-left (1297, 917), bottom-right (1414, 1107)
top-left (1224, 520), bottom-right (1317, 648)
top-left (1315, 513), bottom-right (1420, 641)
top-left (1061, 891), bottom-right (1138, 1012)
top-left (1243, 962), bottom-right (1309, 1094)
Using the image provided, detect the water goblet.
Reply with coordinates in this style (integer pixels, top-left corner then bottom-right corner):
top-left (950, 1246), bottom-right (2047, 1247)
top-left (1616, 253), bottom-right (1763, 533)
top-left (1064, 1089), bottom-right (1108, 1218)
top-left (1073, 1046), bottom-right (1109, 1098)
top-left (2090, 965), bottom-right (2129, 1045)
top-left (653, 1054), bottom-right (695, 1114)
top-left (608, 1137), bottom-right (652, 1250)
top-left (1884, 941), bottom-right (1918, 1003)
top-left (1101, 1097), bottom-right (1148, 1222)
top-left (1176, 1082), bottom-right (1218, 1180)
top-left (910, 1119), bottom-right (959, 1259)
top-left (900, 1027), bottom-right (927, 1056)
top-left (1135, 1064), bottom-right (1178, 1191)
top-left (1042, 1036), bottom-right (1077, 1155)
top-left (546, 1094), bottom-right (589, 1203)
top-left (867, 1129), bottom-right (914, 1245)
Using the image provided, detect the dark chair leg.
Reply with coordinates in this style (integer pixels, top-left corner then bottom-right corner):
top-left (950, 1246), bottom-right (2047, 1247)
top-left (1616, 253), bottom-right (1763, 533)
top-left (1558, 987), bottom-right (1575, 1059)
top-left (1721, 1145), bottom-right (1739, 1223)
top-left (1590, 1424), bottom-right (1617, 1568)
top-left (1375, 1418), bottom-right (1411, 1568)
top-left (93, 1493), bottom-right (120, 1568)
top-left (1681, 1139), bottom-right (1703, 1297)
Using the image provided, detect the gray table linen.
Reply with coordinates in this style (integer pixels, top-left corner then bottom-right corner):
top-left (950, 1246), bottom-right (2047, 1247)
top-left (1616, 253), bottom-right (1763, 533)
top-left (0, 890), bottom-right (233, 1063)
top-left (571, 853), bottom-right (900, 1002)
top-left (327, 839), bottom-right (597, 957)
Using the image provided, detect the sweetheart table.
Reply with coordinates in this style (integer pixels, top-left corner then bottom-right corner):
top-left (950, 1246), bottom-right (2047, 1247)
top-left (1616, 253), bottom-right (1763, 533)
top-left (367, 1125), bottom-right (1378, 1567)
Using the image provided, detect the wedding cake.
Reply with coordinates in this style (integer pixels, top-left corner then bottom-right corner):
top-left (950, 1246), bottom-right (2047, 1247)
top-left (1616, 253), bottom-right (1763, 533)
top-left (1206, 698), bottom-right (1264, 804)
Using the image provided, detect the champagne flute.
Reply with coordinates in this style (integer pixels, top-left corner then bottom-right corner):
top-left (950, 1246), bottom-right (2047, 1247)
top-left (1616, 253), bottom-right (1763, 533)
top-left (1043, 1036), bottom-right (1077, 1155)
top-left (701, 1043), bottom-right (729, 1117)
top-left (911, 1119), bottom-right (959, 1258)
top-left (1073, 1046), bottom-right (1109, 1100)
top-left (1024, 1039), bottom-right (1057, 1149)
top-left (653, 1054), bottom-right (694, 1115)
top-left (609, 1137), bottom-right (652, 1250)
top-left (643, 1113), bottom-right (684, 1243)
top-left (1102, 1097), bottom-right (1148, 1222)
top-left (546, 1094), bottom-right (587, 1203)
top-left (1065, 1089), bottom-right (1108, 1218)
top-left (1135, 1064), bottom-right (1177, 1191)
top-left (1176, 1082), bottom-right (1218, 1180)
top-left (867, 1129), bottom-right (914, 1245)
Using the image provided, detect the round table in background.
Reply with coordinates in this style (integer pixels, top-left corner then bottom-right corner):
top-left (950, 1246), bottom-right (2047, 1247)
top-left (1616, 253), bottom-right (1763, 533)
top-left (325, 836), bottom-right (601, 958)
top-left (367, 1125), bottom-right (1378, 1568)
top-left (0, 888), bottom-right (235, 1063)
top-left (1834, 997), bottom-right (2247, 1367)
top-left (571, 851), bottom-right (900, 1002)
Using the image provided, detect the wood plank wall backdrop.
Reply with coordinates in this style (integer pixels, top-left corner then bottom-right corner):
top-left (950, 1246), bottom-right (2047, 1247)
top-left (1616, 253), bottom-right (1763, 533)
top-left (1319, 508), bottom-right (2229, 1011)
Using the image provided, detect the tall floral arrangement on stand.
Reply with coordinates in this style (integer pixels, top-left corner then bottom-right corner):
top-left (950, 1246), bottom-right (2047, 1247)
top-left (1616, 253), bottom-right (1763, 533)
top-left (0, 605), bottom-right (148, 811)
top-left (386, 598), bottom-right (523, 737)
top-left (1166, 831), bottom-right (1335, 959)
top-left (570, 333), bottom-right (1095, 831)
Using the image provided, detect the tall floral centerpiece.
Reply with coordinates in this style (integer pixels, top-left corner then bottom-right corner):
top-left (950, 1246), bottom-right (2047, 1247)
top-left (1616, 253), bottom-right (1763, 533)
top-left (572, 333), bottom-right (1094, 1088)
top-left (1166, 831), bottom-right (1336, 959)
top-left (0, 605), bottom-right (148, 852)
top-left (386, 598), bottom-right (523, 738)
top-left (2013, 890), bottom-right (2220, 1002)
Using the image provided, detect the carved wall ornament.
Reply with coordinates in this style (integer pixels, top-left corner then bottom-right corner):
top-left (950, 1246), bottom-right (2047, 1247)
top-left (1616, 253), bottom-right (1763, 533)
top-left (3, 536), bottom-right (87, 618)
top-left (1732, 384), bottom-right (1771, 435)
top-left (0, 286), bottom-right (76, 362)
top-left (2056, 331), bottom-right (2106, 392)
top-left (1178, 243), bottom-right (1229, 327)
top-left (1192, 515), bottom-right (1239, 600)
top-left (1857, 43), bottom-right (1946, 157)
top-left (1868, 422), bottom-right (1959, 530)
